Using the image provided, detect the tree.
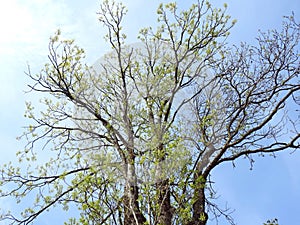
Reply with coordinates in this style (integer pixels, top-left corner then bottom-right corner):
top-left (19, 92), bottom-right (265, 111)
top-left (264, 219), bottom-right (279, 225)
top-left (0, 0), bottom-right (299, 224)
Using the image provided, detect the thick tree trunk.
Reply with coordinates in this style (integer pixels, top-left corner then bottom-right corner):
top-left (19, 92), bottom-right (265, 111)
top-left (123, 158), bottom-right (146, 225)
top-left (123, 185), bottom-right (146, 225)
top-left (155, 141), bottom-right (173, 225)
top-left (188, 170), bottom-right (208, 225)
top-left (156, 179), bottom-right (173, 225)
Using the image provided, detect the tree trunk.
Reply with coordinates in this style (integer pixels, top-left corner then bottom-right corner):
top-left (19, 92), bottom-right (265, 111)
top-left (188, 170), bottom-right (208, 225)
top-left (156, 179), bottom-right (172, 225)
top-left (155, 141), bottom-right (173, 225)
top-left (123, 158), bottom-right (146, 225)
top-left (123, 185), bottom-right (146, 225)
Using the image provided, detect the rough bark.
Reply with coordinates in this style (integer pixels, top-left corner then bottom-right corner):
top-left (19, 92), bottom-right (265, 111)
top-left (123, 185), bottom-right (146, 225)
top-left (123, 155), bottom-right (146, 225)
top-left (157, 179), bottom-right (173, 225)
top-left (188, 170), bottom-right (208, 225)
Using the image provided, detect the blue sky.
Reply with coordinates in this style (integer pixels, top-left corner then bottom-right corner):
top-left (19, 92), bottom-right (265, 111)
top-left (0, 0), bottom-right (299, 224)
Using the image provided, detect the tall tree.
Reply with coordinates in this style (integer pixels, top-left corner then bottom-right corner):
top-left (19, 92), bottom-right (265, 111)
top-left (0, 0), bottom-right (299, 224)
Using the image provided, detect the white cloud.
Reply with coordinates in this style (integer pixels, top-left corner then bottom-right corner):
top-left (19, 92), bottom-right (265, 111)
top-left (0, 1), bottom-right (32, 45)
top-left (0, 0), bottom-right (74, 106)
top-left (0, 0), bottom-right (73, 58)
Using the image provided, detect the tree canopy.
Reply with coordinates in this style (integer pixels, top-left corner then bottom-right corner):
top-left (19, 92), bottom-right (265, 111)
top-left (0, 0), bottom-right (299, 225)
